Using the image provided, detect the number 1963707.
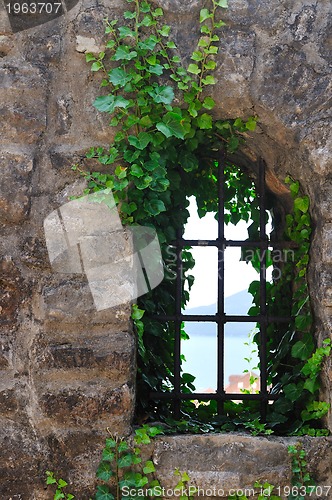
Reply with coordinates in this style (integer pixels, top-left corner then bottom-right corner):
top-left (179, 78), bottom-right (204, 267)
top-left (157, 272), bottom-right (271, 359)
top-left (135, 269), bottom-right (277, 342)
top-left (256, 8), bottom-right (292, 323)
top-left (6, 2), bottom-right (62, 14)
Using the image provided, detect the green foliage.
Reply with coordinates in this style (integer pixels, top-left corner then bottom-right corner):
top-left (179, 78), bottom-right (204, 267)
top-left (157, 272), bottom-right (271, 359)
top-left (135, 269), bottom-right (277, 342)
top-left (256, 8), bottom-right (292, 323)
top-left (287, 445), bottom-right (315, 500)
top-left (46, 471), bottom-right (75, 500)
top-left (93, 425), bottom-right (196, 500)
top-left (174, 469), bottom-right (197, 500)
top-left (93, 425), bottom-right (164, 500)
top-left (256, 177), bottom-right (331, 435)
top-left (227, 446), bottom-right (317, 499)
top-left (83, 0), bottom-right (258, 423)
top-left (81, 0), bottom-right (329, 436)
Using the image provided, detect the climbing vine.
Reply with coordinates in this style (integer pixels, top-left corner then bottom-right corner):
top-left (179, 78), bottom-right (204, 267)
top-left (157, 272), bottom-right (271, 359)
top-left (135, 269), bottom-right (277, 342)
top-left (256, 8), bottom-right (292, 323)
top-left (79, 0), bottom-right (330, 435)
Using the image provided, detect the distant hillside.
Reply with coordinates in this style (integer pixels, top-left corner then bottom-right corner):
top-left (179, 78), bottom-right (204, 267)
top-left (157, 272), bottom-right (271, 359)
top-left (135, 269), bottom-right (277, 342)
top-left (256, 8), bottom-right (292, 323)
top-left (183, 289), bottom-right (255, 337)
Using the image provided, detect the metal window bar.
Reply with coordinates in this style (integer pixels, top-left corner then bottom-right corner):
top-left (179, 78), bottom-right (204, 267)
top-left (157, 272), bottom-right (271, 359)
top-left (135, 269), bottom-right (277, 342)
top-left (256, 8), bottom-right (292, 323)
top-left (150, 157), bottom-right (294, 420)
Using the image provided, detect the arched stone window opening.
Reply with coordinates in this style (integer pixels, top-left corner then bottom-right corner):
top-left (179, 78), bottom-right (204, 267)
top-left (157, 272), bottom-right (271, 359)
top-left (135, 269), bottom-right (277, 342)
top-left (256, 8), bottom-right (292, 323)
top-left (136, 156), bottom-right (307, 433)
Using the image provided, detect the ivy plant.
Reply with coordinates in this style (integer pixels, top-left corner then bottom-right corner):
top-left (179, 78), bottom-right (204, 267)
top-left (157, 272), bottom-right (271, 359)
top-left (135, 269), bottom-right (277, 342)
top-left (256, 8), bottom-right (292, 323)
top-left (79, 0), bottom-right (330, 436)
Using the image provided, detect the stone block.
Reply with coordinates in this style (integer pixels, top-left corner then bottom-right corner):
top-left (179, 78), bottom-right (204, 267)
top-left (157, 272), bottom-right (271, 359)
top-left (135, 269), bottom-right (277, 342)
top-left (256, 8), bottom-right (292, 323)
top-left (39, 333), bottom-right (133, 366)
top-left (0, 418), bottom-right (45, 498)
top-left (151, 435), bottom-right (332, 498)
top-left (36, 276), bottom-right (132, 327)
top-left (0, 61), bottom-right (46, 145)
top-left (23, 32), bottom-right (63, 65)
top-left (0, 152), bottom-right (34, 223)
top-left (39, 383), bottom-right (134, 428)
top-left (0, 257), bottom-right (25, 325)
top-left (0, 2), bottom-right (12, 34)
top-left (320, 224), bottom-right (332, 264)
top-left (45, 429), bottom-right (106, 497)
top-left (20, 235), bottom-right (50, 271)
top-left (152, 434), bottom-right (291, 495)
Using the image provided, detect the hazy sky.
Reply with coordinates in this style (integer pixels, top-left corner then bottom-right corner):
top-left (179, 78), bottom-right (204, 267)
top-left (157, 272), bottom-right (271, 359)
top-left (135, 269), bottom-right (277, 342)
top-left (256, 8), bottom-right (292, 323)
top-left (183, 196), bottom-right (261, 309)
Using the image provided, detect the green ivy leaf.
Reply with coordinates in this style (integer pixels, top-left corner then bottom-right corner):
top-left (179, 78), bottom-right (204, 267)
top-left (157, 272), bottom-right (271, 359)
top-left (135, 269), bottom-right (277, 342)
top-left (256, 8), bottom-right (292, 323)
top-left (303, 378), bottom-right (319, 394)
top-left (138, 35), bottom-right (159, 51)
top-left (201, 75), bottom-right (216, 85)
top-left (204, 60), bottom-right (217, 71)
top-left (294, 196), bottom-right (310, 213)
top-left (187, 63), bottom-right (201, 75)
top-left (215, 0), bottom-right (228, 7)
top-left (85, 53), bottom-right (96, 62)
top-left (96, 461), bottom-right (114, 482)
top-left (132, 305), bottom-right (145, 320)
top-left (118, 454), bottom-right (133, 468)
top-left (134, 175), bottom-right (153, 190)
top-left (152, 7), bottom-right (163, 17)
top-left (245, 116), bottom-right (257, 131)
top-left (130, 164), bottom-right (144, 178)
top-left (156, 112), bottom-right (186, 139)
top-left (200, 8), bottom-right (212, 23)
top-left (149, 64), bottom-right (164, 76)
top-left (179, 151), bottom-right (199, 172)
top-left (295, 314), bottom-right (312, 331)
top-left (128, 132), bottom-right (152, 150)
top-left (291, 338), bottom-right (314, 360)
top-left (283, 383), bottom-right (303, 402)
top-left (148, 85), bottom-right (174, 105)
top-left (191, 51), bottom-right (204, 62)
top-left (93, 95), bottom-right (130, 113)
top-left (114, 45), bottom-right (138, 61)
top-left (91, 61), bottom-right (103, 72)
top-left (301, 401), bottom-right (330, 422)
top-left (144, 199), bottom-right (166, 216)
top-left (121, 202), bottom-right (137, 215)
top-left (102, 448), bottom-right (115, 461)
top-left (118, 26), bottom-right (136, 38)
top-left (115, 165), bottom-right (127, 179)
top-left (95, 485), bottom-right (115, 500)
top-left (124, 10), bottom-right (136, 19)
top-left (108, 67), bottom-right (132, 87)
top-left (118, 441), bottom-right (129, 453)
top-left (159, 25), bottom-right (171, 37)
top-left (197, 113), bottom-right (213, 129)
top-left (143, 460), bottom-right (156, 474)
top-left (105, 438), bottom-right (117, 449)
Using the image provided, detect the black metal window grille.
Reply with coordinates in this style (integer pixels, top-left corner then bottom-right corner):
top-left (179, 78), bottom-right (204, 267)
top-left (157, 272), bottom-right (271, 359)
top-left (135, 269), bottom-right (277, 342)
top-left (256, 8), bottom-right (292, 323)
top-left (150, 157), bottom-right (294, 420)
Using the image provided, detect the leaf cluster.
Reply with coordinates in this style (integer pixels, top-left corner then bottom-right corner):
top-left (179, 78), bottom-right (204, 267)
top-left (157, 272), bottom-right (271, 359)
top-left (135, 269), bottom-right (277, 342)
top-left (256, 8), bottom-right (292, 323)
top-left (45, 471), bottom-right (75, 500)
top-left (95, 425), bottom-right (164, 500)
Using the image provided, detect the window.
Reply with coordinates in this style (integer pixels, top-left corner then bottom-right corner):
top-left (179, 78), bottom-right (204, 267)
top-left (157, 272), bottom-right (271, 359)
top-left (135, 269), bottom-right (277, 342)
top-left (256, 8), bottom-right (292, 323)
top-left (148, 158), bottom-right (294, 421)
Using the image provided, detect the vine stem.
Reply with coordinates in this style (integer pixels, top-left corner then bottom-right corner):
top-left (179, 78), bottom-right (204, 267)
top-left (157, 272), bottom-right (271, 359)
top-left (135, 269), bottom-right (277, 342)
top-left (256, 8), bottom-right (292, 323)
top-left (196, 0), bottom-right (218, 100)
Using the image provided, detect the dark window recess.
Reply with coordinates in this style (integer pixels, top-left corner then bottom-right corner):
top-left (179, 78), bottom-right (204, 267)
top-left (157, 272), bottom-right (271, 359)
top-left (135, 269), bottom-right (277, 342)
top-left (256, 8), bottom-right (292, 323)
top-left (149, 158), bottom-right (294, 421)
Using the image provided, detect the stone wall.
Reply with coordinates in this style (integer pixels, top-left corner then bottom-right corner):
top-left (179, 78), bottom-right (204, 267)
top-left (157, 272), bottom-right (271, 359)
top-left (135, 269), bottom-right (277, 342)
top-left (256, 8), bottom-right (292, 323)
top-left (150, 434), bottom-right (332, 500)
top-left (0, 0), bottom-right (331, 498)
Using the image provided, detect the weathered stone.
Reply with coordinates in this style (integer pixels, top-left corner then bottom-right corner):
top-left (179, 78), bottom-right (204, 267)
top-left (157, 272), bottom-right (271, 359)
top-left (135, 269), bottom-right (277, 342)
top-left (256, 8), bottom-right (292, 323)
top-left (0, 152), bottom-right (34, 223)
top-left (0, 257), bottom-right (25, 325)
top-left (0, 418), bottom-right (47, 498)
top-left (0, 3), bottom-right (12, 35)
top-left (23, 29), bottom-right (63, 65)
top-left (39, 382), bottom-right (134, 428)
top-left (152, 435), bottom-right (332, 498)
top-left (320, 224), bottom-right (332, 264)
top-left (36, 276), bottom-right (132, 326)
top-left (55, 96), bottom-right (74, 135)
top-left (0, 62), bottom-right (47, 145)
top-left (76, 35), bottom-right (104, 54)
top-left (33, 331), bottom-right (134, 374)
top-left (153, 434), bottom-right (291, 495)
